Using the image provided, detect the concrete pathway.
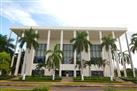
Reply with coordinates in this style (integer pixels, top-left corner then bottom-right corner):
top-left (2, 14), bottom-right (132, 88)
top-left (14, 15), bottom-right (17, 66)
top-left (0, 81), bottom-right (137, 90)
top-left (61, 77), bottom-right (73, 82)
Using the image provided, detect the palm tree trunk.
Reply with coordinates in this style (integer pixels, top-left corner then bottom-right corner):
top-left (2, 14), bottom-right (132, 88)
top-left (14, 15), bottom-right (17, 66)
top-left (114, 51), bottom-right (121, 77)
top-left (81, 60), bottom-right (84, 81)
top-left (22, 49), bottom-right (29, 80)
top-left (0, 70), bottom-right (2, 76)
top-left (81, 53), bottom-right (84, 81)
top-left (103, 66), bottom-right (105, 77)
top-left (52, 64), bottom-right (55, 80)
top-left (89, 66), bottom-right (91, 76)
top-left (108, 46), bottom-right (113, 81)
top-left (123, 61), bottom-right (127, 77)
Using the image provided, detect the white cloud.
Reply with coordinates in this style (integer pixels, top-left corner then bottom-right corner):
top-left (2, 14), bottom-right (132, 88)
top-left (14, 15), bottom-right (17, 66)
top-left (1, 0), bottom-right (137, 68)
top-left (0, 1), bottom-right (38, 26)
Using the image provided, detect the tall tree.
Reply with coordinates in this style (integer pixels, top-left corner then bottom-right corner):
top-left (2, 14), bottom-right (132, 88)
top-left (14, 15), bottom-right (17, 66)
top-left (118, 50), bottom-right (131, 77)
top-left (0, 34), bottom-right (14, 56)
top-left (0, 52), bottom-right (11, 76)
top-left (46, 44), bottom-right (63, 80)
top-left (19, 28), bottom-right (38, 80)
top-left (130, 33), bottom-right (137, 53)
top-left (70, 31), bottom-right (92, 81)
top-left (85, 58), bottom-right (100, 76)
top-left (101, 35), bottom-right (117, 81)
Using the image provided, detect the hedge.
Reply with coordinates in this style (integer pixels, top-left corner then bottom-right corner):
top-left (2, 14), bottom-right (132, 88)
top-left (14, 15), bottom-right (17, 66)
top-left (120, 77), bottom-right (137, 84)
top-left (73, 76), bottom-right (110, 82)
top-left (0, 75), bottom-right (14, 80)
top-left (19, 76), bottom-right (62, 82)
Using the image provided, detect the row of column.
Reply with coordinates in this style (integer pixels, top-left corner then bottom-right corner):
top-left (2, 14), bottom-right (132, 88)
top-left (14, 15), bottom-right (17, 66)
top-left (11, 30), bottom-right (135, 77)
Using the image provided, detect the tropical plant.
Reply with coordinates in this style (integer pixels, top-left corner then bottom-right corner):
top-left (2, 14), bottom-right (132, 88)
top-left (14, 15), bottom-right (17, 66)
top-left (130, 33), bottom-right (137, 54)
top-left (19, 28), bottom-right (39, 80)
top-left (45, 44), bottom-right (63, 80)
top-left (101, 35), bottom-right (117, 81)
top-left (112, 50), bottom-right (121, 77)
top-left (95, 58), bottom-right (107, 72)
top-left (85, 60), bottom-right (92, 76)
top-left (118, 50), bottom-right (131, 77)
top-left (0, 52), bottom-right (11, 76)
top-left (70, 31), bottom-right (92, 80)
top-left (0, 34), bottom-right (14, 56)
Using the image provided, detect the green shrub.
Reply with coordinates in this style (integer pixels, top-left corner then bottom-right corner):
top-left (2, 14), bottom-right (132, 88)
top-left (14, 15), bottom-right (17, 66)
top-left (0, 75), bottom-right (14, 80)
top-left (73, 76), bottom-right (110, 82)
top-left (32, 87), bottom-right (49, 91)
top-left (104, 87), bottom-right (116, 91)
top-left (19, 76), bottom-right (62, 82)
top-left (120, 77), bottom-right (137, 84)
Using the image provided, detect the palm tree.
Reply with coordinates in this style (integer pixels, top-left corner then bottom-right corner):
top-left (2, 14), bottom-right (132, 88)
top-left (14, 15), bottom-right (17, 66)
top-left (85, 60), bottom-right (92, 76)
top-left (112, 50), bottom-right (121, 77)
top-left (85, 58), bottom-right (100, 76)
top-left (89, 57), bottom-right (107, 76)
top-left (70, 31), bottom-right (92, 81)
top-left (0, 52), bottom-right (11, 76)
top-left (45, 44), bottom-right (63, 80)
top-left (0, 34), bottom-right (14, 56)
top-left (101, 35), bottom-right (117, 81)
top-left (118, 50), bottom-right (131, 77)
top-left (130, 33), bottom-right (137, 53)
top-left (19, 28), bottom-right (38, 80)
top-left (35, 63), bottom-right (46, 76)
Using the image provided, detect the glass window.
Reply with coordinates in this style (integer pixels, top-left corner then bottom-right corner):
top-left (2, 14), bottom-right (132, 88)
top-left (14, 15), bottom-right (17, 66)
top-left (32, 69), bottom-right (44, 76)
top-left (91, 71), bottom-right (103, 76)
top-left (34, 44), bottom-right (47, 63)
top-left (63, 44), bottom-right (74, 64)
top-left (90, 44), bottom-right (102, 58)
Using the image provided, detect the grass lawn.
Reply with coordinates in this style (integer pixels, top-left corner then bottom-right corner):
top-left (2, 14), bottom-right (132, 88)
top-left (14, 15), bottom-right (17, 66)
top-left (0, 88), bottom-right (31, 91)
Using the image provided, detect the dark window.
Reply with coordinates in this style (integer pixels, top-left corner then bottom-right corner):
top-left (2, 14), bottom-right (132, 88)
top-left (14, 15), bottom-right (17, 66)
top-left (34, 44), bottom-right (46, 63)
top-left (32, 70), bottom-right (44, 76)
top-left (90, 44), bottom-right (102, 58)
top-left (63, 44), bottom-right (74, 64)
top-left (91, 71), bottom-right (103, 76)
top-left (62, 70), bottom-right (74, 77)
top-left (76, 71), bottom-right (81, 76)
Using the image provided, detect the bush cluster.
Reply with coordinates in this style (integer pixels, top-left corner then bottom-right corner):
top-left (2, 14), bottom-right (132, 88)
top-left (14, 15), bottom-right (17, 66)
top-left (32, 87), bottom-right (49, 91)
top-left (73, 76), bottom-right (110, 82)
top-left (20, 76), bottom-right (62, 82)
top-left (0, 75), bottom-right (14, 80)
top-left (120, 77), bottom-right (137, 84)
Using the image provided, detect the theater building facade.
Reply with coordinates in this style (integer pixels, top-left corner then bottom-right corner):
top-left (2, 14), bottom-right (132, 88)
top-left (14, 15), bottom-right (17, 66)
top-left (10, 27), bottom-right (127, 77)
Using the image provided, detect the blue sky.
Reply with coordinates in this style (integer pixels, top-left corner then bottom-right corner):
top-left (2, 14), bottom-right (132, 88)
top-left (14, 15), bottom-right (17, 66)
top-left (0, 0), bottom-right (137, 67)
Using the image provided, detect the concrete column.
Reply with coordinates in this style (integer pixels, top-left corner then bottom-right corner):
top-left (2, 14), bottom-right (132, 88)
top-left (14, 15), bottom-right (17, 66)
top-left (99, 31), bottom-right (103, 59)
top-left (47, 30), bottom-right (51, 52)
top-left (99, 31), bottom-right (102, 43)
top-left (59, 30), bottom-right (63, 77)
top-left (45, 30), bottom-right (51, 75)
top-left (74, 30), bottom-right (77, 77)
top-left (86, 31), bottom-right (91, 76)
top-left (125, 33), bottom-right (136, 77)
top-left (15, 31), bottom-right (24, 76)
top-left (86, 31), bottom-right (90, 61)
top-left (11, 36), bottom-right (18, 67)
top-left (118, 37), bottom-right (127, 77)
top-left (112, 31), bottom-right (121, 77)
top-left (99, 31), bottom-right (105, 75)
top-left (27, 30), bottom-right (38, 75)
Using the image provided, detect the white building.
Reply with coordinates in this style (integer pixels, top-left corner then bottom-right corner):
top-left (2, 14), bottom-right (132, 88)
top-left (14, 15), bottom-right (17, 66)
top-left (10, 26), bottom-right (131, 77)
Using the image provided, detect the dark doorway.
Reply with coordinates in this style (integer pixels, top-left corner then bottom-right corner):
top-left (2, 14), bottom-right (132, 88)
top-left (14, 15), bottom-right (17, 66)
top-left (76, 71), bottom-right (81, 76)
top-left (62, 70), bottom-right (74, 77)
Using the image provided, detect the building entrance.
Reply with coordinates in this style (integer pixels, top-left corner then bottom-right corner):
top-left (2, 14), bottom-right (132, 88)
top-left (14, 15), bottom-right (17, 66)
top-left (62, 70), bottom-right (74, 77)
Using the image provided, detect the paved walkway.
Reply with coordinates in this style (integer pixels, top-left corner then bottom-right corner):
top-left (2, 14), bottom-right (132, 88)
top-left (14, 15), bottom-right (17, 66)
top-left (61, 77), bottom-right (73, 82)
top-left (0, 81), bottom-right (137, 90)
